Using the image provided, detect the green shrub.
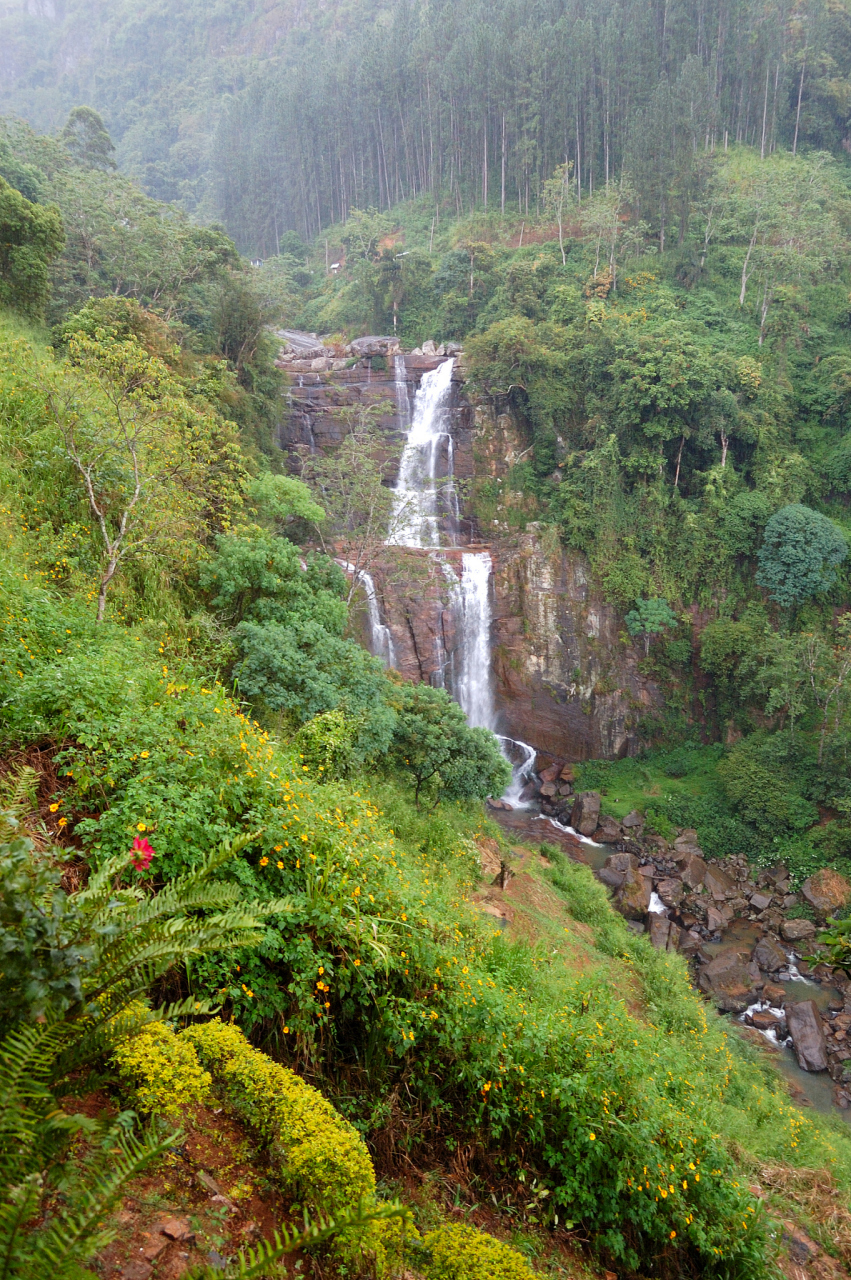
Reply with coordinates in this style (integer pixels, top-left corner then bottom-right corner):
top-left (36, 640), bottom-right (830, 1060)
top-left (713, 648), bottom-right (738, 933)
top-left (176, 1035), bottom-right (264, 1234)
top-left (183, 1020), bottom-right (375, 1209)
top-left (183, 1019), bottom-right (401, 1269)
top-left (112, 1019), bottom-right (211, 1116)
top-left (423, 1224), bottom-right (538, 1280)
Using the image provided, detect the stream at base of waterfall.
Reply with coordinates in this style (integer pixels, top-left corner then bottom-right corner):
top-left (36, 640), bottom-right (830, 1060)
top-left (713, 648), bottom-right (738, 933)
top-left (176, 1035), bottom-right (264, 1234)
top-left (353, 355), bottom-right (538, 805)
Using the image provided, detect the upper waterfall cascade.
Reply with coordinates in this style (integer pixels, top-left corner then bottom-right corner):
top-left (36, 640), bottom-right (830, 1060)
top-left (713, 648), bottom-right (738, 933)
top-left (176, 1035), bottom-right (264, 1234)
top-left (387, 358), bottom-right (456, 549)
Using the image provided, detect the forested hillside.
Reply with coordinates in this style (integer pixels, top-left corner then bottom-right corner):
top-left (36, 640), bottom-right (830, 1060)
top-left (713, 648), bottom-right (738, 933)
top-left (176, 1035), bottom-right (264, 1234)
top-left (4, 0), bottom-right (851, 251)
top-left (7, 3), bottom-right (851, 1277)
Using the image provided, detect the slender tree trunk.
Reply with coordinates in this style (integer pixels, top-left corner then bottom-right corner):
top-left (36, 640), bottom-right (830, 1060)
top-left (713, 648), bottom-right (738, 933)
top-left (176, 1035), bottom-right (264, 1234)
top-left (673, 434), bottom-right (685, 489)
top-left (720, 427), bottom-right (728, 468)
top-left (793, 47), bottom-right (807, 156)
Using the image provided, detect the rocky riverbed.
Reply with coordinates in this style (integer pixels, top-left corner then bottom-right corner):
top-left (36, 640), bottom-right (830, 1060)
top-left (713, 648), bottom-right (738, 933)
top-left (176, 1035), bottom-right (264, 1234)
top-left (490, 762), bottom-right (851, 1112)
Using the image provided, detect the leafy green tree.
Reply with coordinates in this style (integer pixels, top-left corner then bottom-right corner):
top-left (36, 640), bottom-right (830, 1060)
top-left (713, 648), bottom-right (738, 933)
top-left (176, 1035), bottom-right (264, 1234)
top-left (202, 531), bottom-right (394, 750)
top-left (59, 106), bottom-right (117, 171)
top-left (387, 682), bottom-right (510, 809)
top-left (44, 319), bottom-right (246, 620)
top-left (0, 176), bottom-right (64, 320)
top-left (625, 598), bottom-right (678, 657)
top-left (755, 503), bottom-right (848, 607)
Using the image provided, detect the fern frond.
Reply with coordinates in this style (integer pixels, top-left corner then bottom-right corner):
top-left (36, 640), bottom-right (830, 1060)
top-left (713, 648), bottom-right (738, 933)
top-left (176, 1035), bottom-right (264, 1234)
top-left (25, 1126), bottom-right (177, 1272)
top-left (184, 1200), bottom-right (410, 1280)
top-left (0, 1175), bottom-right (42, 1280)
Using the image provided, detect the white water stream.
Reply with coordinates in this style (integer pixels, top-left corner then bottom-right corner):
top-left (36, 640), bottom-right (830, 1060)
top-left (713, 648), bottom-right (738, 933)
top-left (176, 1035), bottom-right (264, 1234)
top-left (387, 358), bottom-right (456, 549)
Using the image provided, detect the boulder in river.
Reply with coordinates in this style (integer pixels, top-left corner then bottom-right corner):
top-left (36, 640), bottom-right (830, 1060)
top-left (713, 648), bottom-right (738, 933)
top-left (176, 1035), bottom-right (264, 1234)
top-left (704, 865), bottom-right (735, 900)
top-left (656, 877), bottom-right (684, 908)
top-left (593, 816), bottom-right (622, 843)
top-left (780, 918), bottom-right (817, 942)
top-left (752, 936), bottom-right (788, 972)
top-left (679, 853), bottom-right (707, 890)
top-left (801, 868), bottom-right (851, 920)
top-left (603, 852), bottom-right (651, 919)
top-left (571, 791), bottom-right (601, 836)
top-left (697, 952), bottom-right (760, 1013)
top-left (785, 999), bottom-right (828, 1072)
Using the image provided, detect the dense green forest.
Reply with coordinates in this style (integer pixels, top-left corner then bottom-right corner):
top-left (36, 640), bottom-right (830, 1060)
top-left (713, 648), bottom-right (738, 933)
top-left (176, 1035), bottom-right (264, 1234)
top-left (4, 0), bottom-right (851, 250)
top-left (7, 3), bottom-right (851, 1276)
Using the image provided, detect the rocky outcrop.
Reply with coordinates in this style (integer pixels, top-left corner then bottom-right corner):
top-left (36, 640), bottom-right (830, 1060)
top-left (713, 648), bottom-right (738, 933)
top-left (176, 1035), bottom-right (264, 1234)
top-left (801, 868), bottom-right (851, 920)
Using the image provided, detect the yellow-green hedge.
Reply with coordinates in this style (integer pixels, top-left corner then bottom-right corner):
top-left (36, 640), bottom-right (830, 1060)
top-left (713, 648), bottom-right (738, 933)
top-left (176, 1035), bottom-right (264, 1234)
top-left (423, 1225), bottom-right (539, 1280)
top-left (181, 1020), bottom-right (375, 1213)
top-left (112, 1019), bottom-right (211, 1116)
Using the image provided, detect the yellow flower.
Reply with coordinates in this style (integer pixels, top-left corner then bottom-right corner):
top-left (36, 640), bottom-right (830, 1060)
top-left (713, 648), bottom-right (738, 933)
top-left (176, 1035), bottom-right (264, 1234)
top-left (318, 966), bottom-right (324, 975)
top-left (283, 1026), bottom-right (289, 1033)
top-left (274, 845), bottom-right (282, 851)
top-left (277, 861), bottom-right (284, 869)
top-left (259, 856), bottom-right (269, 867)
top-left (137, 822), bottom-right (146, 832)
top-left (140, 751), bottom-right (149, 758)
top-left (49, 803), bottom-right (60, 813)
top-left (670, 1231), bottom-right (676, 1240)
top-left (589, 1133), bottom-right (595, 1141)
top-left (57, 817), bottom-right (68, 827)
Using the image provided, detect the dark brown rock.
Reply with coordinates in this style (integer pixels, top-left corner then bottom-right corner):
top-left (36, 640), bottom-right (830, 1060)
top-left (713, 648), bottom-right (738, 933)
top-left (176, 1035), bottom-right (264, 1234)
top-left (679, 854), bottom-right (707, 890)
top-left (539, 781), bottom-right (558, 797)
top-left (751, 1009), bottom-right (783, 1032)
top-left (607, 853), bottom-right (651, 920)
top-left (656, 877), bottom-right (684, 908)
top-left (539, 763), bottom-right (562, 784)
top-left (763, 981), bottom-right (787, 1004)
top-left (158, 1218), bottom-right (195, 1244)
top-left (752, 936), bottom-right (788, 972)
top-left (801, 868), bottom-right (851, 920)
top-left (649, 913), bottom-right (673, 949)
top-left (785, 999), bottom-right (828, 1072)
top-left (121, 1263), bottom-right (153, 1280)
top-left (622, 809), bottom-right (643, 829)
top-left (749, 892), bottom-right (773, 913)
top-left (571, 791), bottom-right (602, 836)
top-left (672, 829), bottom-right (702, 859)
top-left (706, 906), bottom-right (727, 933)
top-left (704, 866), bottom-right (735, 900)
top-left (697, 952), bottom-right (760, 1013)
top-left (593, 817), bottom-right (623, 843)
top-left (780, 919), bottom-right (817, 942)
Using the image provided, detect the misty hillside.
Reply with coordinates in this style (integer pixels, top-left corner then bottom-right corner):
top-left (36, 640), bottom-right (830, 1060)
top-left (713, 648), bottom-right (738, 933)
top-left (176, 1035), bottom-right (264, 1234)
top-left (4, 0), bottom-right (851, 252)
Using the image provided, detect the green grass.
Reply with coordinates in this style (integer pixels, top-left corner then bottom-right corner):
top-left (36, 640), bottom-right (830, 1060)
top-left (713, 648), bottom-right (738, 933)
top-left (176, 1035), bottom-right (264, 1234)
top-left (575, 745), bottom-right (727, 822)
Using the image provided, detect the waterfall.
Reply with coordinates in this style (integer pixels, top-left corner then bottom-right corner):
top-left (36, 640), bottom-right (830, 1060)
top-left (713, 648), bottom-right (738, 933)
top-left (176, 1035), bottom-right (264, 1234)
top-left (393, 353), bottom-right (411, 430)
top-left (383, 354), bottom-right (537, 805)
top-left (499, 738), bottom-right (537, 807)
top-left (337, 561), bottom-right (396, 667)
top-left (387, 358), bottom-right (455, 548)
top-left (456, 551), bottom-right (496, 730)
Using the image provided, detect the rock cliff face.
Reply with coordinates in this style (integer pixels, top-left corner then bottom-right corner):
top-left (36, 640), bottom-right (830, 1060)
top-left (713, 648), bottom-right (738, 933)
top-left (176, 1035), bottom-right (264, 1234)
top-left (277, 346), bottom-right (658, 761)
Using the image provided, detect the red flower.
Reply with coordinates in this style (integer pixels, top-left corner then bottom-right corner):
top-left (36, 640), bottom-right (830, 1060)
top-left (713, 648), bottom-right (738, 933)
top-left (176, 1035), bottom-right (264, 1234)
top-left (130, 835), bottom-right (155, 872)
